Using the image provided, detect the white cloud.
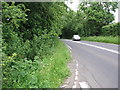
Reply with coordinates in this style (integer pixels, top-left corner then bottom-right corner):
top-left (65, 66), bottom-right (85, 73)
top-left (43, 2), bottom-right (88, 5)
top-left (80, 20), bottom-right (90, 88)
top-left (66, 0), bottom-right (80, 12)
top-left (112, 9), bottom-right (118, 23)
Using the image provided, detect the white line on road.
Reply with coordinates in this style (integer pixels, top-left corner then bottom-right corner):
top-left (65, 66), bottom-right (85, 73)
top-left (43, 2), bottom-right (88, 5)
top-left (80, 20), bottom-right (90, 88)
top-left (75, 75), bottom-right (78, 81)
top-left (72, 60), bottom-right (79, 88)
top-left (75, 70), bottom-right (78, 76)
top-left (74, 81), bottom-right (77, 85)
top-left (72, 82), bottom-right (77, 88)
top-left (60, 85), bottom-right (66, 88)
top-left (72, 84), bottom-right (77, 88)
top-left (74, 41), bottom-right (120, 54)
top-left (65, 43), bottom-right (72, 50)
top-left (79, 82), bottom-right (90, 88)
top-left (76, 63), bottom-right (78, 67)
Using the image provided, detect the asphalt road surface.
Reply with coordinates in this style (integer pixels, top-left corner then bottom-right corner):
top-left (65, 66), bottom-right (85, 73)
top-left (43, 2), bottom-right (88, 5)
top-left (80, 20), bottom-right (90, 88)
top-left (61, 39), bottom-right (119, 88)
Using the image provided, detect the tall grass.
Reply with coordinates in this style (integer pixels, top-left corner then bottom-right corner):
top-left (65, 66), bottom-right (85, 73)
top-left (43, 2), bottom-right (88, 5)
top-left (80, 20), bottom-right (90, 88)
top-left (81, 36), bottom-right (119, 44)
top-left (39, 41), bottom-right (71, 88)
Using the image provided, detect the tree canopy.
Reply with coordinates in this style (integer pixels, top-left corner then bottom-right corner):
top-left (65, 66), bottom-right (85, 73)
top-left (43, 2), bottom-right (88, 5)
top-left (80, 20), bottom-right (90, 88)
top-left (62, 2), bottom-right (119, 38)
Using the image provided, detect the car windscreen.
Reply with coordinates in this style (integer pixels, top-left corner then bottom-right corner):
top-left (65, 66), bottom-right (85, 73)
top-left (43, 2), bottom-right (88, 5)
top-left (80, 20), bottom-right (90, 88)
top-left (74, 35), bottom-right (80, 38)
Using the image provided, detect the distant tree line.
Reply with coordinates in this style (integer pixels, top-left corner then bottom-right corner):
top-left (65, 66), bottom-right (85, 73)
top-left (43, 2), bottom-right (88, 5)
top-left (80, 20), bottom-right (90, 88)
top-left (62, 2), bottom-right (119, 38)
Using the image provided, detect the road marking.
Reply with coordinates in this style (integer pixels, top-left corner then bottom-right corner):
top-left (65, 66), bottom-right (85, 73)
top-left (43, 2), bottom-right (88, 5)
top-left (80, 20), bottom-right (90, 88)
top-left (72, 84), bottom-right (77, 88)
top-left (76, 63), bottom-right (78, 67)
top-left (72, 59), bottom-right (79, 88)
top-left (74, 81), bottom-right (77, 85)
top-left (74, 41), bottom-right (120, 54)
top-left (75, 75), bottom-right (78, 81)
top-left (75, 70), bottom-right (78, 76)
top-left (79, 82), bottom-right (90, 88)
top-left (72, 82), bottom-right (77, 88)
top-left (65, 43), bottom-right (72, 50)
top-left (60, 85), bottom-right (66, 88)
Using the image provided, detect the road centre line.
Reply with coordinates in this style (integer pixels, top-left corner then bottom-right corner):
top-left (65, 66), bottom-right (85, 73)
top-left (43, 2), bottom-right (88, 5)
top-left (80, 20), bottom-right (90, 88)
top-left (79, 82), bottom-right (90, 88)
top-left (73, 41), bottom-right (119, 54)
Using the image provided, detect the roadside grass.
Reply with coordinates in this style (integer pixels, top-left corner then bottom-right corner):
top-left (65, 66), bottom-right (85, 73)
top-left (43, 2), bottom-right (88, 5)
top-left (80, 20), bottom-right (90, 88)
top-left (81, 36), bottom-right (119, 45)
top-left (39, 40), bottom-right (71, 88)
top-left (40, 41), bottom-right (71, 88)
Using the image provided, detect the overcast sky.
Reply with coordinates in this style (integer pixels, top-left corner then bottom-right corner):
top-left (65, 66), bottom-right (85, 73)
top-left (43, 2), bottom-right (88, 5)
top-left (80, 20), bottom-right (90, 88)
top-left (66, 0), bottom-right (119, 23)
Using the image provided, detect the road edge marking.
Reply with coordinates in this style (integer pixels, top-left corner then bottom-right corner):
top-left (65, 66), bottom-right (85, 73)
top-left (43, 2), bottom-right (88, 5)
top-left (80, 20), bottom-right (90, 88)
top-left (65, 44), bottom-right (72, 50)
top-left (60, 85), bottom-right (67, 88)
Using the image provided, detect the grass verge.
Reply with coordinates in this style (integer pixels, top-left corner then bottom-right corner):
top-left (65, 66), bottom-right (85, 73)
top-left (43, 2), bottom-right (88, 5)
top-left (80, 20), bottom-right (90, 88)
top-left (81, 36), bottom-right (119, 45)
top-left (39, 40), bottom-right (71, 88)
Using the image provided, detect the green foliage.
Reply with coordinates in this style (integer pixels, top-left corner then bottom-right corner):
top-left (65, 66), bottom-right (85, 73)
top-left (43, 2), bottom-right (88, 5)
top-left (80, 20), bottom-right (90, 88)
top-left (2, 41), bottom-right (71, 88)
top-left (101, 22), bottom-right (120, 36)
top-left (23, 2), bottom-right (67, 40)
top-left (80, 2), bottom-right (118, 36)
top-left (2, 2), bottom-right (28, 30)
top-left (36, 41), bottom-right (71, 88)
top-left (2, 2), bottom-right (71, 88)
top-left (81, 36), bottom-right (119, 44)
top-left (62, 9), bottom-right (86, 38)
top-left (3, 1), bottom-right (118, 88)
top-left (62, 2), bottom-right (118, 38)
top-left (2, 2), bottom-right (29, 57)
top-left (2, 52), bottom-right (41, 88)
top-left (2, 2), bottom-right (67, 59)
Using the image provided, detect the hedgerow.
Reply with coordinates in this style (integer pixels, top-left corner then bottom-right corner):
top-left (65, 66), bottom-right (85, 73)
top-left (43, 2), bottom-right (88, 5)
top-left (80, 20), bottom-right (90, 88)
top-left (2, 2), bottom-right (69, 88)
top-left (101, 22), bottom-right (120, 36)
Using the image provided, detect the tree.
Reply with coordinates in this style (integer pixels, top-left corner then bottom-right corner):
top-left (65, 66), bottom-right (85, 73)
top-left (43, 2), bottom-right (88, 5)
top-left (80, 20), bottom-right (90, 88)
top-left (79, 2), bottom-right (118, 36)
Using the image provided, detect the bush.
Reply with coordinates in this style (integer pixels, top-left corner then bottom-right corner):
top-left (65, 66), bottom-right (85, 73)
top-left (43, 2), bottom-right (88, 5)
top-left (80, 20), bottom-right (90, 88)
top-left (2, 53), bottom-right (42, 88)
top-left (101, 22), bottom-right (120, 36)
top-left (2, 2), bottom-right (70, 88)
top-left (2, 41), bottom-right (71, 88)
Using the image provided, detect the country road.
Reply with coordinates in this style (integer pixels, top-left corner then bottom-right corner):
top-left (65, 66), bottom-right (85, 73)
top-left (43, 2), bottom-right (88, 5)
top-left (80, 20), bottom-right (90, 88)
top-left (61, 39), bottom-right (119, 88)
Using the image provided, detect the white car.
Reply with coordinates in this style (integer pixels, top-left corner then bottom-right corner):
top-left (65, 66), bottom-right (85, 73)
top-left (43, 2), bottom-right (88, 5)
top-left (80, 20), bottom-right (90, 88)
top-left (72, 35), bottom-right (80, 41)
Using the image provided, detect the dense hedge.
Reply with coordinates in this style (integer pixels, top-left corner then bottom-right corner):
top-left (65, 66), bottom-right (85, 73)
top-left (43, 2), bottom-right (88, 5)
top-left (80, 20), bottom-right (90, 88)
top-left (101, 22), bottom-right (120, 36)
top-left (2, 2), bottom-right (68, 88)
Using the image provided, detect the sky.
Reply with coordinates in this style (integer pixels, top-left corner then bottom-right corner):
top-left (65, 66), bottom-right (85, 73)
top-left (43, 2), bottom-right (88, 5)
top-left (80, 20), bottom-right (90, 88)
top-left (66, 0), bottom-right (119, 23)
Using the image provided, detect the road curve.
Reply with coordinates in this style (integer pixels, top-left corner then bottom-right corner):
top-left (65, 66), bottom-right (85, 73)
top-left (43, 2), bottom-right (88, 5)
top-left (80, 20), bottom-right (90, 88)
top-left (61, 39), bottom-right (119, 88)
